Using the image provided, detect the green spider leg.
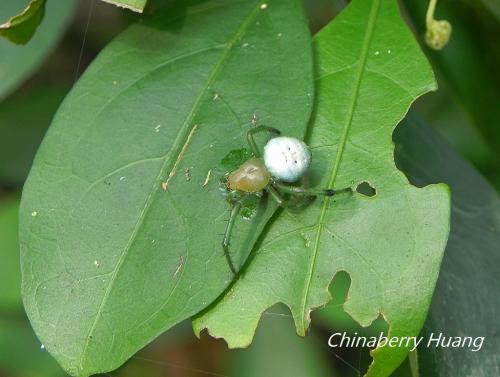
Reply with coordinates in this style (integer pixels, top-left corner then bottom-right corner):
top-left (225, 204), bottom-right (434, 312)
top-left (273, 181), bottom-right (352, 198)
top-left (246, 125), bottom-right (280, 157)
top-left (221, 184), bottom-right (351, 276)
top-left (222, 200), bottom-right (242, 276)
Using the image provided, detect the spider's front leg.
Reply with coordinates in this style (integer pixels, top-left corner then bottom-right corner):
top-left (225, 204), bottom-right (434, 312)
top-left (247, 125), bottom-right (281, 157)
top-left (222, 200), bottom-right (242, 276)
top-left (273, 181), bottom-right (352, 197)
top-left (267, 185), bottom-right (289, 208)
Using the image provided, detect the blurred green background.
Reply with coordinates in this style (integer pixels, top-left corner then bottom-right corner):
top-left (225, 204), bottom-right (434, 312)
top-left (0, 0), bottom-right (498, 376)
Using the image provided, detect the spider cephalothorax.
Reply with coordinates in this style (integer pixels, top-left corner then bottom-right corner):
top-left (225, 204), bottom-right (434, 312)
top-left (221, 126), bottom-right (351, 275)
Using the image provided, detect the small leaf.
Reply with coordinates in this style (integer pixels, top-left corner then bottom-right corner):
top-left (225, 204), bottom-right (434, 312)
top-left (99, 0), bottom-right (147, 13)
top-left (0, 1), bottom-right (76, 100)
top-left (394, 114), bottom-right (500, 377)
top-left (193, 1), bottom-right (450, 377)
top-left (0, 0), bottom-right (46, 44)
top-left (19, 0), bottom-right (314, 375)
top-left (219, 148), bottom-right (253, 172)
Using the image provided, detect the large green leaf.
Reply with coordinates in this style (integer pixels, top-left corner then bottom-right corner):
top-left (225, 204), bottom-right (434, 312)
top-left (0, 0), bottom-right (75, 100)
top-left (193, 1), bottom-right (450, 377)
top-left (394, 115), bottom-right (500, 377)
top-left (19, 0), bottom-right (314, 375)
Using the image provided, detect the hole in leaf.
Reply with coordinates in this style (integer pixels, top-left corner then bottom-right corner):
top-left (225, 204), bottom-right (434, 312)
top-left (356, 181), bottom-right (376, 197)
top-left (315, 271), bottom-right (391, 376)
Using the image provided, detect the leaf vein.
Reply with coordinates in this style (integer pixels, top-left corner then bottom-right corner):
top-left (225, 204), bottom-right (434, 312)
top-left (298, 0), bottom-right (382, 333)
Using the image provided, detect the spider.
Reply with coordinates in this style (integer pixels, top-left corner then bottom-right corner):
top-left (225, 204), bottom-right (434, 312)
top-left (221, 125), bottom-right (352, 275)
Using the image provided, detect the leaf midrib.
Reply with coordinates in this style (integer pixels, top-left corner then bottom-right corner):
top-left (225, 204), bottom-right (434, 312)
top-left (298, 0), bottom-right (381, 333)
top-left (78, 1), bottom-right (266, 371)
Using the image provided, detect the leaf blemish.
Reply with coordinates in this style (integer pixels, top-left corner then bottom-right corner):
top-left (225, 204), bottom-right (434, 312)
top-left (202, 169), bottom-right (212, 187)
top-left (300, 232), bottom-right (311, 248)
top-left (174, 256), bottom-right (185, 277)
top-left (251, 112), bottom-right (258, 125)
top-left (163, 124), bottom-right (199, 191)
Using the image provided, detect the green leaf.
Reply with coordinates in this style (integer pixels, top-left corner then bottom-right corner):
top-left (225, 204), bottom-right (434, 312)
top-left (0, 87), bottom-right (67, 186)
top-left (0, 198), bottom-right (22, 310)
top-left (394, 114), bottom-right (500, 377)
top-left (219, 148), bottom-right (253, 172)
top-left (99, 0), bottom-right (147, 13)
top-left (193, 1), bottom-right (450, 377)
top-left (0, 0), bottom-right (76, 100)
top-left (0, 0), bottom-right (46, 44)
top-left (19, 0), bottom-right (314, 375)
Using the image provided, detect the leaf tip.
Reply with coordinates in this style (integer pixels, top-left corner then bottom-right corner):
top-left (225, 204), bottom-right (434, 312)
top-left (98, 0), bottom-right (145, 13)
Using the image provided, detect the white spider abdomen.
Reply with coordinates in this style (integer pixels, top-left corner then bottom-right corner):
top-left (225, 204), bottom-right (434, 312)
top-left (263, 136), bottom-right (311, 182)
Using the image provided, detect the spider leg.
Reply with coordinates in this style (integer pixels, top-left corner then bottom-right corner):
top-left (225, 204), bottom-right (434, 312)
top-left (267, 185), bottom-right (289, 208)
top-left (222, 201), bottom-right (242, 276)
top-left (247, 125), bottom-right (281, 157)
top-left (274, 181), bottom-right (352, 196)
